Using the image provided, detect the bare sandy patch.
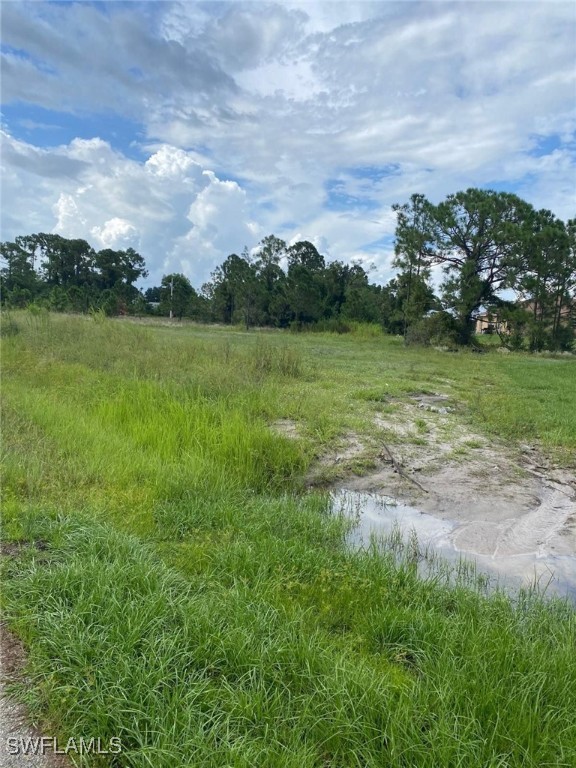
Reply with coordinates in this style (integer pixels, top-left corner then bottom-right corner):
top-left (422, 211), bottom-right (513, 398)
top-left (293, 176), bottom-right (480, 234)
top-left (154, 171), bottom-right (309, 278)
top-left (270, 419), bottom-right (300, 439)
top-left (329, 434), bottom-right (366, 464)
top-left (325, 393), bottom-right (576, 583)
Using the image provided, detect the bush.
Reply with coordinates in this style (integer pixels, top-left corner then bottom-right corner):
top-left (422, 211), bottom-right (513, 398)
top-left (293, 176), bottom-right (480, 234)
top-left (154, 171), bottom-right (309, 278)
top-left (405, 311), bottom-right (459, 347)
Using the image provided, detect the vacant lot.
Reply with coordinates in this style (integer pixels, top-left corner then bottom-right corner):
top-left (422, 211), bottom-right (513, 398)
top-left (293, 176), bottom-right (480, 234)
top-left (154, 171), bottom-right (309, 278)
top-left (2, 311), bottom-right (576, 767)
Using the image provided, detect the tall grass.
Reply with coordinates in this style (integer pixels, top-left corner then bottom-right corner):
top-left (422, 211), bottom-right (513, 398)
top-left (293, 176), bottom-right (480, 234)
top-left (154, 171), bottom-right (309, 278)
top-left (2, 312), bottom-right (575, 767)
top-left (2, 313), bottom-right (310, 532)
top-left (4, 511), bottom-right (575, 768)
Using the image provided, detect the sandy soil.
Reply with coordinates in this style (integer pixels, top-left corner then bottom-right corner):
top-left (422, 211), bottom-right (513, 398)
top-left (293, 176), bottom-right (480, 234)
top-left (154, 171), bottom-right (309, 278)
top-left (0, 623), bottom-right (71, 768)
top-left (309, 393), bottom-right (576, 595)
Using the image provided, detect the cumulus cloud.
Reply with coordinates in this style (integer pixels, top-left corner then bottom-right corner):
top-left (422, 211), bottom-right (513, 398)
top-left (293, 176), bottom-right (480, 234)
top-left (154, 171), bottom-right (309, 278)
top-left (0, 131), bottom-right (261, 286)
top-left (53, 192), bottom-right (88, 237)
top-left (1, 1), bottom-right (575, 287)
top-left (169, 171), bottom-right (260, 282)
top-left (149, 1), bottom-right (576, 222)
top-left (91, 218), bottom-right (140, 250)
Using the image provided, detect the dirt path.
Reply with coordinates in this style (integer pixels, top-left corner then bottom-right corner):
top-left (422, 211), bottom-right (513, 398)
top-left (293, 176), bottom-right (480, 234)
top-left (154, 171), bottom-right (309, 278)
top-left (0, 624), bottom-right (72, 767)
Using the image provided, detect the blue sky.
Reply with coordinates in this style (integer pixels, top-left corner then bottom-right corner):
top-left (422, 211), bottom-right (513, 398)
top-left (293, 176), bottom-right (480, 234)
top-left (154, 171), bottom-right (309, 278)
top-left (1, 0), bottom-right (575, 288)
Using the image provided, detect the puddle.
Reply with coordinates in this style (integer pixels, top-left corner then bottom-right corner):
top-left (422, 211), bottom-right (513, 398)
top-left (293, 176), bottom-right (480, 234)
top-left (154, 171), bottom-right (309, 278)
top-left (332, 489), bottom-right (576, 603)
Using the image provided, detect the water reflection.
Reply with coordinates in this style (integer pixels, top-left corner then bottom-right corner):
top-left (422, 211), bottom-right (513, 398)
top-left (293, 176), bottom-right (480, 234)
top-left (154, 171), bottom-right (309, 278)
top-left (332, 489), bottom-right (576, 603)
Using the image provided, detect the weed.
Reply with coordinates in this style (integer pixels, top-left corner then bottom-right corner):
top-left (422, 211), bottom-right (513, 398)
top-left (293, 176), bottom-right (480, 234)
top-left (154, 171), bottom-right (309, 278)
top-left (2, 313), bottom-right (576, 767)
top-left (414, 418), bottom-right (429, 434)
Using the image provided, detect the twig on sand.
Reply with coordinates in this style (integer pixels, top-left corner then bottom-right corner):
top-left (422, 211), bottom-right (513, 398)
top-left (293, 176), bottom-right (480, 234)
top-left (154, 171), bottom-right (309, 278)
top-left (379, 443), bottom-right (429, 494)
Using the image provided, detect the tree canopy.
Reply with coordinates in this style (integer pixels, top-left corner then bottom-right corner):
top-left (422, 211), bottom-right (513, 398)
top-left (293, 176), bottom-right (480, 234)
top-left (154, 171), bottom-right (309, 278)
top-left (1, 233), bottom-right (147, 314)
top-left (2, 189), bottom-right (574, 351)
top-left (392, 189), bottom-right (575, 349)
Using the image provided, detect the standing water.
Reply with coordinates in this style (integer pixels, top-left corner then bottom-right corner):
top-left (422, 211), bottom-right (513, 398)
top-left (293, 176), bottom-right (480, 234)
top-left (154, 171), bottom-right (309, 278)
top-left (332, 489), bottom-right (576, 603)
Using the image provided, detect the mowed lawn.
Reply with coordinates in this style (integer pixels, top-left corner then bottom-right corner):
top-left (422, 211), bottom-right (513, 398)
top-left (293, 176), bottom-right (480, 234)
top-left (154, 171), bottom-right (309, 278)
top-left (1, 310), bottom-right (575, 768)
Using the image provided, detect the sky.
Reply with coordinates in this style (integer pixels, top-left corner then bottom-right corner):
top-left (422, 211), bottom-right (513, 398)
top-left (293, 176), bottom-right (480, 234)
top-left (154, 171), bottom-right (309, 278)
top-left (1, 0), bottom-right (575, 290)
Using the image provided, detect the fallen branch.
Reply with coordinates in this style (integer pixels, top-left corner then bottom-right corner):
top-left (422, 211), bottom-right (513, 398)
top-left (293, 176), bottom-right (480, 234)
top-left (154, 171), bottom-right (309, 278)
top-left (379, 443), bottom-right (429, 494)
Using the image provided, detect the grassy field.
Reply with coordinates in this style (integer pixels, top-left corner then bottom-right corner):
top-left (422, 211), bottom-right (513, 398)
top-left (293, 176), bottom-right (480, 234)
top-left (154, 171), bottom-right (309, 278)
top-left (1, 309), bottom-right (576, 767)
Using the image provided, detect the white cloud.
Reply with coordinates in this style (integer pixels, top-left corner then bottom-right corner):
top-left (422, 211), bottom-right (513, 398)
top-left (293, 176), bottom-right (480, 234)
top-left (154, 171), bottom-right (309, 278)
top-left (91, 218), bottom-right (140, 250)
top-left (145, 145), bottom-right (205, 182)
top-left (0, 132), bottom-right (258, 286)
top-left (1, 1), bottom-right (575, 288)
top-left (236, 59), bottom-right (322, 100)
top-left (53, 192), bottom-right (88, 236)
top-left (172, 171), bottom-right (260, 282)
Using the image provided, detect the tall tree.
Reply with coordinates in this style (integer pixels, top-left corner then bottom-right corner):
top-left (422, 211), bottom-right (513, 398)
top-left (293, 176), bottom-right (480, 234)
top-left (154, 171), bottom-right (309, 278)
top-left (381, 273), bottom-right (438, 335)
top-left (392, 194), bottom-right (436, 338)
top-left (33, 234), bottom-right (96, 287)
top-left (323, 261), bottom-right (351, 318)
top-left (340, 263), bottom-right (381, 324)
top-left (94, 247), bottom-right (148, 294)
top-left (513, 210), bottom-right (576, 350)
top-left (0, 239), bottom-right (41, 304)
top-left (208, 252), bottom-right (259, 326)
top-left (394, 189), bottom-right (534, 344)
top-left (286, 241), bottom-right (326, 324)
top-left (432, 190), bottom-right (533, 343)
top-left (159, 273), bottom-right (197, 320)
top-left (253, 235), bottom-right (287, 326)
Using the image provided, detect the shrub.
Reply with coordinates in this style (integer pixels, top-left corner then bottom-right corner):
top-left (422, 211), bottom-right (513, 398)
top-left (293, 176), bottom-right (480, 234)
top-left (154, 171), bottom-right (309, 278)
top-left (405, 311), bottom-right (459, 347)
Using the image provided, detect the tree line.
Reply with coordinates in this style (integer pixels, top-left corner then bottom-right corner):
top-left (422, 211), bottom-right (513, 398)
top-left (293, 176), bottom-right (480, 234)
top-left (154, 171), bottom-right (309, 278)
top-left (0, 232), bottom-right (386, 330)
top-left (149, 235), bottom-right (384, 330)
top-left (0, 233), bottom-right (148, 316)
top-left (2, 189), bottom-right (575, 350)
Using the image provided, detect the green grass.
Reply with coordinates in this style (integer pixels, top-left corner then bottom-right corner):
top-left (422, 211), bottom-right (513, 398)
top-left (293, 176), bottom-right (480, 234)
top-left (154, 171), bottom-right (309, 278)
top-left (1, 310), bottom-right (576, 767)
